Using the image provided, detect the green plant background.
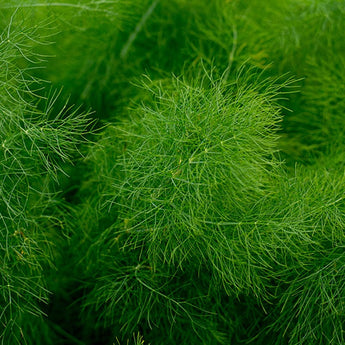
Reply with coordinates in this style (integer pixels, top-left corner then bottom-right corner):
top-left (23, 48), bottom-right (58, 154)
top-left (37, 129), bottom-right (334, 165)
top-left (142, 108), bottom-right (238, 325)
top-left (0, 0), bottom-right (345, 344)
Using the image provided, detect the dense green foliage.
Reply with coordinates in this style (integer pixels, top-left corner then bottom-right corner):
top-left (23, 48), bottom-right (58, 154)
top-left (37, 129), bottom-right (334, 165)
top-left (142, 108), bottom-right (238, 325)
top-left (0, 0), bottom-right (344, 344)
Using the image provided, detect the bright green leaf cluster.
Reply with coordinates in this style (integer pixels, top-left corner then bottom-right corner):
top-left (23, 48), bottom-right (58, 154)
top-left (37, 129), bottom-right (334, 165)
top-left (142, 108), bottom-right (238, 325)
top-left (1, 0), bottom-right (345, 344)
